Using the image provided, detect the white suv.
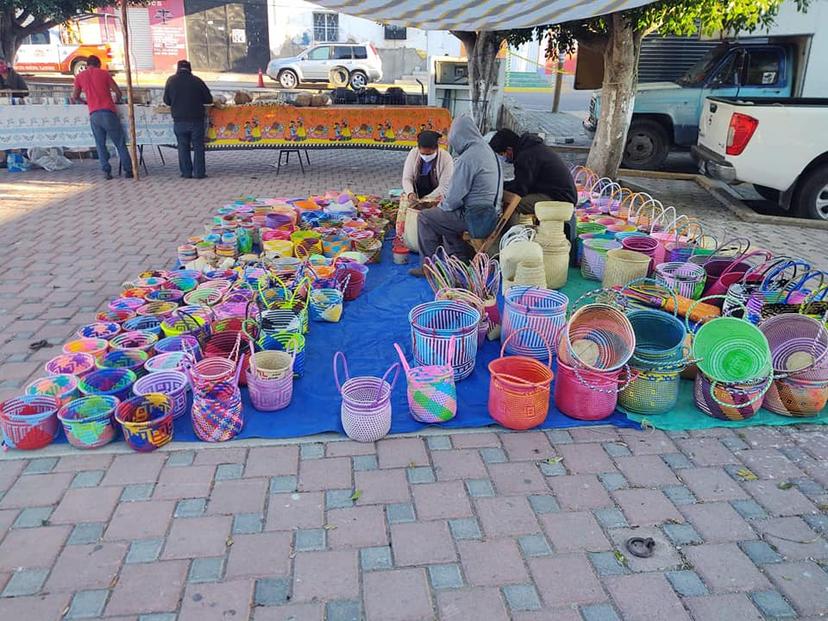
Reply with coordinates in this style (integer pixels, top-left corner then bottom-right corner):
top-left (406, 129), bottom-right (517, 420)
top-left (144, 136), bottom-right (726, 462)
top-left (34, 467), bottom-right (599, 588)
top-left (266, 43), bottom-right (383, 90)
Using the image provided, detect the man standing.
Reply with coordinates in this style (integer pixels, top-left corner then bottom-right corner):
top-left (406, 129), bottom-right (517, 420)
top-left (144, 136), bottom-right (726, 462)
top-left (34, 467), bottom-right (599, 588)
top-left (489, 128), bottom-right (577, 213)
top-left (71, 55), bottom-right (133, 180)
top-left (0, 58), bottom-right (28, 96)
top-left (163, 60), bottom-right (212, 179)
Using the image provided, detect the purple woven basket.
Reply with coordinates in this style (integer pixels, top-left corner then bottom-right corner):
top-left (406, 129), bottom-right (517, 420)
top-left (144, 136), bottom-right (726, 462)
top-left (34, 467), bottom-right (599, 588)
top-left (655, 261), bottom-right (707, 300)
top-left (248, 372), bottom-right (293, 411)
top-left (133, 370), bottom-right (190, 420)
top-left (334, 352), bottom-right (398, 442)
top-left (759, 314), bottom-right (828, 383)
top-left (621, 235), bottom-right (659, 257)
top-left (409, 301), bottom-right (480, 381)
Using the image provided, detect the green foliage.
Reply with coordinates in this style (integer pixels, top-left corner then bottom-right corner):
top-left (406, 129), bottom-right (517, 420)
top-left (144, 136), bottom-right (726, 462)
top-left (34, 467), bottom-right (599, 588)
top-left (505, 0), bottom-right (810, 57)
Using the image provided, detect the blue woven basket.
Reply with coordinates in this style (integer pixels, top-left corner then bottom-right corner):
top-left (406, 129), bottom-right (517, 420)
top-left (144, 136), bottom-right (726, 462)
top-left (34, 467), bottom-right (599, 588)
top-left (409, 301), bottom-right (480, 381)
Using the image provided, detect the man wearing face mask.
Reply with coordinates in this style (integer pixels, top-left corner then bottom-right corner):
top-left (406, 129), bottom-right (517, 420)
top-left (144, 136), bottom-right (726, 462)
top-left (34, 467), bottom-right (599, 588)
top-left (489, 128), bottom-right (577, 214)
top-left (401, 130), bottom-right (454, 202)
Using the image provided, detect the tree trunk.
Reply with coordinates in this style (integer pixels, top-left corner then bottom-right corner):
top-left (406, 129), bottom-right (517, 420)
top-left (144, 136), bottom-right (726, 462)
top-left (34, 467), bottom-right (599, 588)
top-left (0, 11), bottom-right (21, 61)
top-left (451, 30), bottom-right (505, 133)
top-left (585, 13), bottom-right (641, 179)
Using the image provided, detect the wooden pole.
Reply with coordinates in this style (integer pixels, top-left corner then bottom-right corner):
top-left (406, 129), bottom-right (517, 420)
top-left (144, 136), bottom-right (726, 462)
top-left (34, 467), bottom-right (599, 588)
top-left (552, 53), bottom-right (564, 113)
top-left (120, 0), bottom-right (140, 180)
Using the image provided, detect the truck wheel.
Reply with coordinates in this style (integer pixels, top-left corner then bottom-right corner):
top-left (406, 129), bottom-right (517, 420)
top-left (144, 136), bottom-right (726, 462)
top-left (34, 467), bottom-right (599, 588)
top-left (794, 164), bottom-right (828, 221)
top-left (71, 59), bottom-right (88, 76)
top-left (622, 120), bottom-right (670, 170)
top-left (349, 71), bottom-right (368, 90)
top-left (753, 185), bottom-right (780, 202)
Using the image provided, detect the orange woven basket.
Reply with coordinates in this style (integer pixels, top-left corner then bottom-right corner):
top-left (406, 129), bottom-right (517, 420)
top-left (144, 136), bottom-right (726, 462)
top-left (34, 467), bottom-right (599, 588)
top-left (488, 328), bottom-right (554, 430)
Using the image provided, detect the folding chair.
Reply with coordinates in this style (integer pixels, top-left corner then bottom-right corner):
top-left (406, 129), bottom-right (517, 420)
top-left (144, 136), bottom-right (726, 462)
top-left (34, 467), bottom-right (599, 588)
top-left (464, 191), bottom-right (522, 255)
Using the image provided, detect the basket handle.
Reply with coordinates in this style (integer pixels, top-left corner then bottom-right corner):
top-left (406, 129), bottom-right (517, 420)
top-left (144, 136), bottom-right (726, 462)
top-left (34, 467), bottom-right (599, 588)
top-left (500, 327), bottom-right (553, 369)
top-left (648, 205), bottom-right (677, 233)
top-left (709, 375), bottom-right (772, 409)
top-left (572, 363), bottom-right (637, 395)
top-left (783, 269), bottom-right (826, 303)
top-left (700, 236), bottom-right (752, 264)
top-left (620, 277), bottom-right (680, 317)
top-left (333, 351), bottom-right (350, 394)
top-left (393, 343), bottom-right (412, 374)
top-left (685, 294), bottom-right (748, 335)
top-left (374, 363), bottom-right (401, 406)
top-left (717, 249), bottom-right (774, 281)
top-left (799, 283), bottom-right (828, 315)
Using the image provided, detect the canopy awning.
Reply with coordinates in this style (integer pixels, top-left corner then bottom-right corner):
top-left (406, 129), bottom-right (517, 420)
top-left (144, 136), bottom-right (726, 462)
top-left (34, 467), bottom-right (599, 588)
top-left (306, 0), bottom-right (654, 31)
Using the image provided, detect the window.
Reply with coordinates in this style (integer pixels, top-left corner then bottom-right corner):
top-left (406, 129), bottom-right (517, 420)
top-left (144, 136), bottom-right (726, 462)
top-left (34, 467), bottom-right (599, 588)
top-left (333, 46), bottom-right (352, 60)
top-left (307, 46), bottom-right (331, 61)
top-left (313, 12), bottom-right (339, 42)
top-left (709, 52), bottom-right (740, 87)
top-left (353, 46), bottom-right (367, 60)
top-left (25, 31), bottom-right (50, 45)
top-left (744, 49), bottom-right (781, 86)
top-left (384, 25), bottom-right (407, 40)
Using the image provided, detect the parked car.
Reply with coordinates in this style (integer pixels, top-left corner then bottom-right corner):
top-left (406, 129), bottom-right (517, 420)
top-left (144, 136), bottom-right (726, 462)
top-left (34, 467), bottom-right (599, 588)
top-left (266, 43), bottom-right (383, 90)
top-left (694, 96), bottom-right (828, 220)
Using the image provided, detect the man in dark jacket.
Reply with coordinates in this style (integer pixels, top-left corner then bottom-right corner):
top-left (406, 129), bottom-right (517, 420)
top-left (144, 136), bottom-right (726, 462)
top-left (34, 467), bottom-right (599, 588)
top-left (0, 58), bottom-right (28, 96)
top-left (489, 128), bottom-right (577, 214)
top-left (163, 60), bottom-right (212, 178)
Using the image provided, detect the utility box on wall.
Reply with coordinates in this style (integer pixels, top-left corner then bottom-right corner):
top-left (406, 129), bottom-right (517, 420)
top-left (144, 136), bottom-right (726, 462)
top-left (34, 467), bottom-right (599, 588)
top-left (428, 56), bottom-right (504, 129)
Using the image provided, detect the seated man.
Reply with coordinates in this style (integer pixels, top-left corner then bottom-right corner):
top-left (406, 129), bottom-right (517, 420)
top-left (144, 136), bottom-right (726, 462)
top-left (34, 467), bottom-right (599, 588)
top-left (489, 128), bottom-right (577, 214)
top-left (401, 130), bottom-right (454, 202)
top-left (411, 115), bottom-right (502, 276)
top-left (0, 57), bottom-right (28, 96)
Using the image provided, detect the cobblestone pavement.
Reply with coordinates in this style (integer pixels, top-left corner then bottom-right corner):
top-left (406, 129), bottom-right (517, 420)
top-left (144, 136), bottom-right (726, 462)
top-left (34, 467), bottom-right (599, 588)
top-left (1, 151), bottom-right (828, 620)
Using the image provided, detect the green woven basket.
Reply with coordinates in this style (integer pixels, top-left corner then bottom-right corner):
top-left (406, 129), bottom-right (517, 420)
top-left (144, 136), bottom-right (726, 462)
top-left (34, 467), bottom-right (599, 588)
top-left (693, 317), bottom-right (771, 384)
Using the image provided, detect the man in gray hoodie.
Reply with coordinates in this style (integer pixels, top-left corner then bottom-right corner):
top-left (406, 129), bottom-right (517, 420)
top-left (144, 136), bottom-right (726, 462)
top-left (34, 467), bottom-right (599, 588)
top-left (411, 115), bottom-right (502, 276)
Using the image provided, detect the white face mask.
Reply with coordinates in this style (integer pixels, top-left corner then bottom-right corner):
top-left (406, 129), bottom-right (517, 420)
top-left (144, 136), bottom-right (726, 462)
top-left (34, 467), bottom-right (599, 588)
top-left (420, 152), bottom-right (437, 163)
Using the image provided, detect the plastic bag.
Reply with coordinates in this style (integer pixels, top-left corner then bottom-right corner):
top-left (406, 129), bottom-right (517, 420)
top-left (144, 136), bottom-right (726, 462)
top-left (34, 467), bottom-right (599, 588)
top-left (6, 152), bottom-right (31, 173)
top-left (27, 147), bottom-right (72, 172)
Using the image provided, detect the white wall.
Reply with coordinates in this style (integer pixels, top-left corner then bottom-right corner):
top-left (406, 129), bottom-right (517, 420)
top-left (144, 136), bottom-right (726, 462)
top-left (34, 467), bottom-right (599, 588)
top-left (266, 0), bottom-right (460, 58)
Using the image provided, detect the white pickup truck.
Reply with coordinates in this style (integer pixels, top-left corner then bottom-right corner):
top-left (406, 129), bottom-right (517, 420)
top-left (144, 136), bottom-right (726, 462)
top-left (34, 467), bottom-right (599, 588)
top-left (693, 96), bottom-right (828, 220)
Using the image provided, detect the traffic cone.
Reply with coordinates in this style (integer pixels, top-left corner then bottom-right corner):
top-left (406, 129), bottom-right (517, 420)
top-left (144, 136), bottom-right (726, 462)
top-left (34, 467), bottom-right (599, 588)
top-left (257, 68), bottom-right (265, 88)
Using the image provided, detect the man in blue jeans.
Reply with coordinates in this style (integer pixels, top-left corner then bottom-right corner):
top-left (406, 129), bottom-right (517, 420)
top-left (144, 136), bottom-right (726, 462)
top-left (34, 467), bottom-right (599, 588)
top-left (71, 55), bottom-right (133, 179)
top-left (163, 60), bottom-right (213, 178)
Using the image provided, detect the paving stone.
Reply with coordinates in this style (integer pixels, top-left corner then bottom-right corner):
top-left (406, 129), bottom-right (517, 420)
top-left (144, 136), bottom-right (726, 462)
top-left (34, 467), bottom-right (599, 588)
top-left (490, 462), bottom-right (550, 496)
top-left (518, 534), bottom-right (552, 557)
top-left (325, 489), bottom-right (354, 509)
top-left (546, 429), bottom-right (573, 444)
top-left (254, 577), bottom-right (290, 606)
top-left (300, 443), bottom-right (325, 460)
top-left (721, 435), bottom-right (751, 451)
top-left (0, 593), bottom-right (71, 620)
top-left (167, 451), bottom-right (195, 467)
top-left (755, 516), bottom-right (828, 561)
top-left (298, 457), bottom-right (352, 491)
top-left (232, 512), bottom-right (263, 534)
top-left (607, 527), bottom-right (683, 573)
top-left (589, 551), bottom-right (628, 577)
top-left (23, 457), bottom-right (58, 475)
top-left (360, 546), bottom-right (392, 571)
top-left (126, 539), bottom-right (164, 564)
top-left (615, 455), bottom-right (680, 487)
top-left (451, 432), bottom-right (502, 448)
top-left (432, 449), bottom-right (487, 480)
top-left (500, 432), bottom-right (554, 461)
top-left (2, 568), bottom-right (48, 597)
top-left (480, 447), bottom-right (508, 464)
top-left (593, 507), bottom-right (628, 529)
top-left (475, 496), bottom-right (539, 537)
top-left (679, 467), bottom-right (749, 502)
top-left (68, 522), bottom-right (105, 545)
top-left (412, 481), bottom-right (472, 520)
top-left (750, 590), bottom-right (798, 619)
top-left (437, 586), bottom-right (509, 621)
top-left (215, 463), bottom-right (244, 480)
top-left (685, 543), bottom-right (770, 593)
top-left (391, 520), bottom-right (455, 566)
top-left (13, 506), bottom-right (52, 529)
top-left (292, 550), bottom-right (359, 602)
top-left (665, 570), bottom-right (708, 597)
top-left (376, 438), bottom-right (429, 468)
top-left (327, 505), bottom-right (387, 549)
top-left (267, 492), bottom-right (324, 530)
top-left (0, 525), bottom-right (70, 571)
top-left (558, 443), bottom-right (615, 474)
top-left (325, 599), bottom-right (361, 621)
top-left (66, 589), bottom-right (109, 619)
top-left (538, 460), bottom-right (566, 476)
top-left (803, 512), bottom-right (828, 535)
top-left (106, 499), bottom-right (175, 542)
top-left (744, 480), bottom-right (816, 517)
top-left (465, 478), bottom-right (495, 497)
top-left (680, 502), bottom-right (755, 542)
top-left (580, 603), bottom-right (621, 621)
top-left (426, 435), bottom-right (452, 450)
top-left (386, 502), bottom-right (416, 524)
top-left (619, 429), bottom-right (677, 455)
top-left (179, 579), bottom-right (254, 621)
top-left (603, 442), bottom-right (632, 458)
top-left (676, 438), bottom-right (739, 466)
top-left (406, 466), bottom-right (435, 484)
top-left (120, 483), bottom-right (155, 502)
top-left (791, 477), bottom-right (826, 498)
top-left (246, 446), bottom-right (299, 479)
top-left (598, 472), bottom-right (629, 492)
top-left (503, 584), bottom-right (542, 611)
top-left (529, 554), bottom-right (606, 608)
top-left (448, 517), bottom-right (482, 540)
top-left (153, 465), bottom-right (215, 500)
top-left (352, 455), bottom-right (378, 471)
top-left (663, 523), bottom-right (703, 546)
top-left (739, 448), bottom-right (804, 480)
top-left (269, 475), bottom-right (298, 494)
top-left (540, 511), bottom-right (610, 553)
top-left (208, 478), bottom-right (268, 516)
top-left (175, 498), bottom-right (207, 518)
top-left (528, 494), bottom-right (560, 514)
top-left (188, 557), bottom-right (225, 583)
top-left (140, 613), bottom-right (182, 621)
top-left (549, 474), bottom-right (613, 510)
top-left (683, 593), bottom-right (764, 621)
top-left (739, 540), bottom-right (784, 565)
top-left (225, 532), bottom-right (292, 579)
top-left (354, 469), bottom-right (410, 505)
top-left (661, 452), bottom-right (693, 471)
top-left (731, 498), bottom-right (769, 521)
top-left (194, 447), bottom-right (246, 466)
top-left (162, 515), bottom-right (231, 559)
top-left (428, 563), bottom-right (463, 589)
top-left (605, 573), bottom-right (690, 621)
top-left (459, 538), bottom-right (529, 586)
top-left (47, 541), bottom-right (126, 593)
top-left (365, 568), bottom-right (433, 621)
top-left (105, 560), bottom-right (188, 616)
top-left (325, 441), bottom-right (376, 458)
top-left (50, 485), bottom-right (122, 524)
top-left (70, 470), bottom-right (105, 488)
top-left (613, 488), bottom-right (683, 526)
top-left (766, 561), bottom-right (828, 616)
top-left (662, 484), bottom-right (697, 506)
top-left (295, 528), bottom-right (326, 552)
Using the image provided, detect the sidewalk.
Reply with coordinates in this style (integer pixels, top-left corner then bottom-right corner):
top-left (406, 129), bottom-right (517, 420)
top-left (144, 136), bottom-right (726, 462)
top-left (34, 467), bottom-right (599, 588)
top-left (500, 97), bottom-right (592, 147)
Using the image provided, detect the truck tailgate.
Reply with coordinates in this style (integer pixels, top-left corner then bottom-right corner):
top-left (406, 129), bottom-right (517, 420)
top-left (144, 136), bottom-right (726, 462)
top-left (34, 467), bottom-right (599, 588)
top-left (698, 99), bottom-right (733, 156)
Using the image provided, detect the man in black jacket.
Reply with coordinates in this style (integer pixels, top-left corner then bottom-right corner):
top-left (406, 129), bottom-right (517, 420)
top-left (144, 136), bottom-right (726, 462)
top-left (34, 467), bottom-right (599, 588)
top-left (163, 60), bottom-right (212, 178)
top-left (489, 128), bottom-right (577, 214)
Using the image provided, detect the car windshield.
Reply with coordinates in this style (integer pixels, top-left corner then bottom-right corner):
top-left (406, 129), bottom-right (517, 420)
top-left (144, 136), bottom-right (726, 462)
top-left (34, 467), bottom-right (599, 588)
top-left (677, 46), bottom-right (730, 86)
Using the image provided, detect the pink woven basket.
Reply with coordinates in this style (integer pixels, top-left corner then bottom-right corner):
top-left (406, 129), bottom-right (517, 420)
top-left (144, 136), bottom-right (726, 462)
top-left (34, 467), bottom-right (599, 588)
top-left (394, 338), bottom-right (456, 424)
top-left (247, 345), bottom-right (294, 412)
top-left (334, 352), bottom-right (399, 442)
